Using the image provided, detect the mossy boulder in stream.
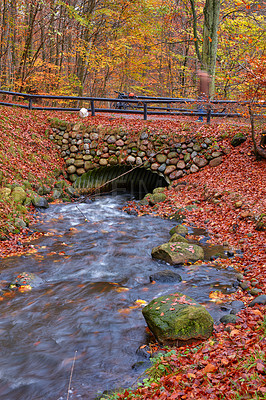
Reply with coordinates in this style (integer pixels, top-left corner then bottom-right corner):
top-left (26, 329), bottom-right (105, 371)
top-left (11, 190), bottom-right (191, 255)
top-left (31, 193), bottom-right (49, 208)
top-left (169, 225), bottom-right (189, 236)
top-left (142, 293), bottom-right (214, 346)
top-left (151, 242), bottom-right (204, 265)
top-left (140, 191), bottom-right (166, 206)
top-left (169, 233), bottom-right (188, 243)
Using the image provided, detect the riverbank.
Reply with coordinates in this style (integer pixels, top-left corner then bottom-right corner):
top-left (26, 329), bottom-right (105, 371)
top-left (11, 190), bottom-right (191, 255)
top-left (114, 133), bottom-right (266, 399)
top-left (0, 109), bottom-right (265, 399)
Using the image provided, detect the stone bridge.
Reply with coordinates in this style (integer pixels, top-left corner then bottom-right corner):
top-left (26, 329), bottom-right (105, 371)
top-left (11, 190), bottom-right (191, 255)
top-left (49, 118), bottom-right (225, 193)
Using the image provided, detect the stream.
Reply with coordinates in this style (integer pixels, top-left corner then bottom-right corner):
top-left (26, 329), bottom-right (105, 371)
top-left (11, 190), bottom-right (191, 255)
top-left (0, 194), bottom-right (238, 400)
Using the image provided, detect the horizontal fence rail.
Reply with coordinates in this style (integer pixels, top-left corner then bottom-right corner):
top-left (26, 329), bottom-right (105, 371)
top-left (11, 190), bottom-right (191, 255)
top-left (0, 89), bottom-right (265, 122)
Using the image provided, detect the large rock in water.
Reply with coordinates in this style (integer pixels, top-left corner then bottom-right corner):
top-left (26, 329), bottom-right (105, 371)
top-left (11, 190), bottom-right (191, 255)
top-left (151, 242), bottom-right (204, 265)
top-left (142, 293), bottom-right (213, 346)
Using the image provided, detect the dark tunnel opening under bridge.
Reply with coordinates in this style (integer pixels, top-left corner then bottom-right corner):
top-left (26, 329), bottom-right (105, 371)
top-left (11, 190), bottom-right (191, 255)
top-left (73, 166), bottom-right (169, 199)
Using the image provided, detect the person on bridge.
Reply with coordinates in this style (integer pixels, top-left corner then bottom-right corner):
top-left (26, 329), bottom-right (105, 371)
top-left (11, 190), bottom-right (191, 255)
top-left (197, 70), bottom-right (210, 122)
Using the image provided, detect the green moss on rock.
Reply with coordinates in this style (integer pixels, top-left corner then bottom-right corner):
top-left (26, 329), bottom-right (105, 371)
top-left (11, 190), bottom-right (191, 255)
top-left (168, 233), bottom-right (189, 243)
top-left (142, 293), bottom-right (213, 345)
top-left (152, 242), bottom-right (203, 265)
top-left (169, 225), bottom-right (189, 236)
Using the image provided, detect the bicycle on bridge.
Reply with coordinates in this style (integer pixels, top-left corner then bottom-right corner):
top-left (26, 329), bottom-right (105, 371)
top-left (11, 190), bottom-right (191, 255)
top-left (111, 91), bottom-right (143, 110)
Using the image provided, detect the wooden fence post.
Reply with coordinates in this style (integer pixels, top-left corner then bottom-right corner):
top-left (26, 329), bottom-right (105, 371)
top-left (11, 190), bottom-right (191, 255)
top-left (207, 104), bottom-right (211, 124)
top-left (143, 103), bottom-right (147, 120)
top-left (91, 100), bottom-right (95, 116)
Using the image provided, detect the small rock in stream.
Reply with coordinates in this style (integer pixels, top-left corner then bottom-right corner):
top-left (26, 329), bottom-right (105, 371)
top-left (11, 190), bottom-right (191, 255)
top-left (220, 314), bottom-right (238, 324)
top-left (149, 270), bottom-right (182, 283)
top-left (136, 344), bottom-right (152, 359)
top-left (230, 300), bottom-right (245, 315)
top-left (9, 272), bottom-right (44, 290)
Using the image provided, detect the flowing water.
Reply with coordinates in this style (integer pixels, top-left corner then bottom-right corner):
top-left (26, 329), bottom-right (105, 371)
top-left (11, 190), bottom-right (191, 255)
top-left (0, 194), bottom-right (237, 400)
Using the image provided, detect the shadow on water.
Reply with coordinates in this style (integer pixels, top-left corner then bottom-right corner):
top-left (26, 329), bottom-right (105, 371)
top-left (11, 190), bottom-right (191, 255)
top-left (0, 193), bottom-right (238, 400)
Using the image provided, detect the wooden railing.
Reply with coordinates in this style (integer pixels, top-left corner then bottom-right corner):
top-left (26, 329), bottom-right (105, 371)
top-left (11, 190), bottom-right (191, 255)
top-left (0, 89), bottom-right (264, 122)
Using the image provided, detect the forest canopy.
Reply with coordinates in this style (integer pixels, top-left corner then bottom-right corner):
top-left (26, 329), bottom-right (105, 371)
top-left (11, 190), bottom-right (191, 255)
top-left (0, 0), bottom-right (265, 99)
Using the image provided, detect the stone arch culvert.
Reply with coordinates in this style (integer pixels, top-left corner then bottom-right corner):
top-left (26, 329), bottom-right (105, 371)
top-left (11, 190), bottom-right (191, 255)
top-left (49, 118), bottom-right (226, 196)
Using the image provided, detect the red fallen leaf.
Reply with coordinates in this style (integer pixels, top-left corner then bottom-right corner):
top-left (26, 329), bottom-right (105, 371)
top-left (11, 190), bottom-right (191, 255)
top-left (202, 363), bottom-right (217, 374)
top-left (160, 312), bottom-right (164, 316)
top-left (170, 308), bottom-right (175, 311)
top-left (230, 329), bottom-right (240, 336)
top-left (221, 358), bottom-right (229, 366)
top-left (256, 361), bottom-right (265, 373)
top-left (187, 372), bottom-right (196, 379)
top-left (251, 309), bottom-right (263, 317)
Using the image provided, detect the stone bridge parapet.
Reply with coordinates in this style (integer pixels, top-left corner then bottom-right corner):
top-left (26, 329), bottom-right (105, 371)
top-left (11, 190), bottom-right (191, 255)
top-left (49, 118), bottom-right (225, 185)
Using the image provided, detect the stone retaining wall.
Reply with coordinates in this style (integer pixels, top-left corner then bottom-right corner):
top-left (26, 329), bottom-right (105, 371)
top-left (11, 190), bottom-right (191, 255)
top-left (49, 119), bottom-right (225, 184)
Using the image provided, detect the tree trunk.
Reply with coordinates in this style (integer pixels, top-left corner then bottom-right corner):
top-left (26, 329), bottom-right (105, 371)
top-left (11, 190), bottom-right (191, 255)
top-left (76, 0), bottom-right (96, 97)
top-left (18, 2), bottom-right (39, 92)
top-left (249, 104), bottom-right (266, 159)
top-left (189, 0), bottom-right (202, 66)
top-left (0, 0), bottom-right (8, 88)
top-left (202, 0), bottom-right (220, 96)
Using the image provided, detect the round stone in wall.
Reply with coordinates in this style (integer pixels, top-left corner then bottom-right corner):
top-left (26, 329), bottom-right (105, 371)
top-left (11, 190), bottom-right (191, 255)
top-left (212, 151), bottom-right (222, 158)
top-left (84, 161), bottom-right (93, 170)
top-left (193, 156), bottom-right (208, 168)
top-left (140, 132), bottom-right (148, 140)
top-left (76, 168), bottom-right (85, 176)
top-left (193, 144), bottom-right (201, 152)
top-left (151, 163), bottom-right (160, 171)
top-left (169, 170), bottom-right (183, 180)
top-left (90, 133), bottom-right (99, 140)
top-left (158, 163), bottom-right (166, 172)
top-left (176, 161), bottom-right (185, 169)
top-left (107, 135), bottom-right (116, 144)
top-left (99, 158), bottom-right (108, 166)
top-left (66, 158), bottom-right (75, 166)
top-left (67, 165), bottom-right (76, 174)
top-left (70, 145), bottom-right (78, 153)
top-left (74, 159), bottom-right (85, 168)
top-left (164, 165), bottom-right (176, 175)
top-left (190, 164), bottom-right (199, 173)
top-left (156, 154), bottom-right (167, 163)
top-left (169, 158), bottom-right (178, 165)
top-left (126, 155), bottom-right (136, 163)
top-left (168, 151), bottom-right (178, 159)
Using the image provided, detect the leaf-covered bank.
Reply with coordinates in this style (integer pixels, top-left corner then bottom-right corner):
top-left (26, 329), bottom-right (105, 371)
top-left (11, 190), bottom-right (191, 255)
top-left (114, 126), bottom-right (266, 399)
top-left (0, 107), bottom-right (69, 256)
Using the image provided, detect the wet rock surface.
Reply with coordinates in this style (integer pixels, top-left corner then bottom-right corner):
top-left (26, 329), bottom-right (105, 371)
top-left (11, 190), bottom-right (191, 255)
top-left (142, 293), bottom-right (214, 346)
